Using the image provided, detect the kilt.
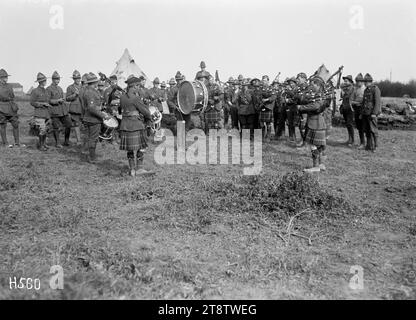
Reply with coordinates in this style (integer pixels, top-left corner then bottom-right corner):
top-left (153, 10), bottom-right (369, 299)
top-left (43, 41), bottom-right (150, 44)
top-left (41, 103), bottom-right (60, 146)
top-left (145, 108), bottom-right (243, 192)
top-left (119, 129), bottom-right (148, 151)
top-left (305, 128), bottom-right (326, 146)
top-left (204, 109), bottom-right (221, 123)
top-left (259, 109), bottom-right (273, 123)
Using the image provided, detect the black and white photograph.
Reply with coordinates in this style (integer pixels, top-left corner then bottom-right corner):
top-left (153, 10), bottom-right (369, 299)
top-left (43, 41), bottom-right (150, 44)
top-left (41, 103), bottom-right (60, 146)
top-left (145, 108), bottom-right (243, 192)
top-left (0, 0), bottom-right (415, 304)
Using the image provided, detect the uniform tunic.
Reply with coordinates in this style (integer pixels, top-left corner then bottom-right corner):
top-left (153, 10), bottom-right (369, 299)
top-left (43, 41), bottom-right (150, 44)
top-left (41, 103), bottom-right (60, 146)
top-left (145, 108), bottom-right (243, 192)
top-left (237, 89), bottom-right (255, 130)
top-left (30, 86), bottom-right (50, 135)
top-left (46, 84), bottom-right (68, 117)
top-left (66, 83), bottom-right (82, 126)
top-left (361, 84), bottom-right (381, 149)
top-left (147, 87), bottom-right (165, 112)
top-left (298, 98), bottom-right (329, 146)
top-left (0, 83), bottom-right (19, 126)
top-left (119, 92), bottom-right (151, 151)
top-left (82, 87), bottom-right (106, 148)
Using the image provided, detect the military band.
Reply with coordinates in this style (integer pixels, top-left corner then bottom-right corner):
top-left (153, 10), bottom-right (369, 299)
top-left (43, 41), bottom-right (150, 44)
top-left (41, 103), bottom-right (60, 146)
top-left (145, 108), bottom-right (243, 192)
top-left (3, 62), bottom-right (384, 175)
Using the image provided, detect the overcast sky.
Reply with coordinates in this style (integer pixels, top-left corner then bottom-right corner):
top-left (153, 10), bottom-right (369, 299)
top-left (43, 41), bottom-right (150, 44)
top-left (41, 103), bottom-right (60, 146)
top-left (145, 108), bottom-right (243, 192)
top-left (0, 0), bottom-right (415, 91)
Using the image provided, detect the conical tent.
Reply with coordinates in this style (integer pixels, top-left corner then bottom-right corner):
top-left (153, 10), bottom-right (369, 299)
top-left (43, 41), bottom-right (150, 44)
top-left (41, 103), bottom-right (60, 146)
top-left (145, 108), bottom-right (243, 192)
top-left (110, 48), bottom-right (152, 88)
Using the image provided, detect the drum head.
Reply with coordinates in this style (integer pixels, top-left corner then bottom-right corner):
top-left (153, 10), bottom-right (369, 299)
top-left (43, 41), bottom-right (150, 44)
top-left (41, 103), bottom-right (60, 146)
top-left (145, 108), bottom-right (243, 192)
top-left (104, 117), bottom-right (118, 128)
top-left (178, 81), bottom-right (195, 115)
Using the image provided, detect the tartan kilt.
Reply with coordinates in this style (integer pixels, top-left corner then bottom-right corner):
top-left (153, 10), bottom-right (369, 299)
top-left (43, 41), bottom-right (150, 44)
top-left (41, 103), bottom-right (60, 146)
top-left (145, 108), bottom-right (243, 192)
top-left (305, 128), bottom-right (326, 146)
top-left (119, 130), bottom-right (148, 151)
top-left (259, 109), bottom-right (273, 123)
top-left (204, 109), bottom-right (221, 123)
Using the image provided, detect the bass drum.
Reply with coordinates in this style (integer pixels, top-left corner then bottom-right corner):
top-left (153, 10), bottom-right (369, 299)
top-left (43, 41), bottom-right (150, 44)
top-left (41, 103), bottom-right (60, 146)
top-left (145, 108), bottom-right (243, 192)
top-left (177, 80), bottom-right (208, 115)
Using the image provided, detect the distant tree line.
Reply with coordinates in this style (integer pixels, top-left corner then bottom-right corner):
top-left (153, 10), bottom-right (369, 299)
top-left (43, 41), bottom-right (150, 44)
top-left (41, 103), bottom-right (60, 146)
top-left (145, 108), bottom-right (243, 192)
top-left (375, 79), bottom-right (416, 98)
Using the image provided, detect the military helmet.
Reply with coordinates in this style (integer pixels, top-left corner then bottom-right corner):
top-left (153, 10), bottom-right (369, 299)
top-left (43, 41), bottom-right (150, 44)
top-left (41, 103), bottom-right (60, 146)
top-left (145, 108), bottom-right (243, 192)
top-left (200, 61), bottom-right (206, 68)
top-left (364, 73), bottom-right (373, 82)
top-left (168, 78), bottom-right (176, 85)
top-left (153, 77), bottom-right (160, 84)
top-left (262, 75), bottom-right (269, 81)
top-left (227, 77), bottom-right (235, 83)
top-left (72, 70), bottom-right (81, 79)
top-left (85, 73), bottom-right (99, 84)
top-left (175, 71), bottom-right (182, 80)
top-left (109, 74), bottom-right (117, 81)
top-left (0, 69), bottom-right (11, 78)
top-left (250, 78), bottom-right (260, 86)
top-left (161, 81), bottom-right (166, 88)
top-left (81, 73), bottom-right (89, 84)
top-left (342, 75), bottom-right (354, 84)
top-left (238, 74), bottom-right (244, 81)
top-left (36, 72), bottom-right (47, 83)
top-left (296, 72), bottom-right (307, 80)
top-left (52, 71), bottom-right (60, 79)
top-left (355, 73), bottom-right (364, 82)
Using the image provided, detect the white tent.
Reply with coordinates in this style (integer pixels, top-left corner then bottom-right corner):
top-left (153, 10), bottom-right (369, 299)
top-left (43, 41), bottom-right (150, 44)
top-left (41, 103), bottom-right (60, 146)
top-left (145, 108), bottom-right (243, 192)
top-left (110, 48), bottom-right (152, 88)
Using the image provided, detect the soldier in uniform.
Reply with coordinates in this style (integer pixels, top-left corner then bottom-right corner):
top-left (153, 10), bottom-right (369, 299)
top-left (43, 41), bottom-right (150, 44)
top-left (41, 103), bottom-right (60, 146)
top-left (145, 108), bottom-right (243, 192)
top-left (195, 61), bottom-right (212, 86)
top-left (82, 73), bottom-right (109, 163)
top-left (66, 70), bottom-right (83, 146)
top-left (97, 81), bottom-right (106, 105)
top-left (147, 77), bottom-right (165, 112)
top-left (119, 76), bottom-right (153, 177)
top-left (250, 78), bottom-right (262, 130)
top-left (30, 73), bottom-right (51, 151)
top-left (271, 79), bottom-right (282, 140)
top-left (295, 72), bottom-right (309, 148)
top-left (224, 77), bottom-right (239, 130)
top-left (281, 77), bottom-right (298, 143)
top-left (202, 75), bottom-right (224, 134)
top-left (103, 75), bottom-right (118, 106)
top-left (351, 73), bottom-right (366, 149)
top-left (339, 75), bottom-right (355, 147)
top-left (0, 69), bottom-right (23, 147)
top-left (297, 76), bottom-right (330, 172)
top-left (361, 73), bottom-right (381, 152)
top-left (46, 71), bottom-right (72, 148)
top-left (172, 72), bottom-right (192, 131)
top-left (258, 75), bottom-right (276, 141)
top-left (237, 79), bottom-right (256, 139)
top-left (167, 78), bottom-right (177, 114)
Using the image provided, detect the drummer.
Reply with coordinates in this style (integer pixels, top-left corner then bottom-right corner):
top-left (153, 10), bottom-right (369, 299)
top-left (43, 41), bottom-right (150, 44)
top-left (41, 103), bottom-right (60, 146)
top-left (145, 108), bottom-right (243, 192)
top-left (195, 61), bottom-right (212, 86)
top-left (119, 75), bottom-right (154, 177)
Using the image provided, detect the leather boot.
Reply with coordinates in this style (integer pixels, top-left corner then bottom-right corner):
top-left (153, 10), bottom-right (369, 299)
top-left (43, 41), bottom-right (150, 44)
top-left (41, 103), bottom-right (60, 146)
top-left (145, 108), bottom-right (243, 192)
top-left (39, 135), bottom-right (47, 151)
top-left (63, 128), bottom-right (71, 146)
top-left (0, 124), bottom-right (8, 146)
top-left (88, 147), bottom-right (98, 163)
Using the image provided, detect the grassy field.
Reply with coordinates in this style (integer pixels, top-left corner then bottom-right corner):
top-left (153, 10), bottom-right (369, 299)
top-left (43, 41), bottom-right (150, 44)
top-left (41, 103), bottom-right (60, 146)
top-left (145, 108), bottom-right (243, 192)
top-left (0, 101), bottom-right (415, 299)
